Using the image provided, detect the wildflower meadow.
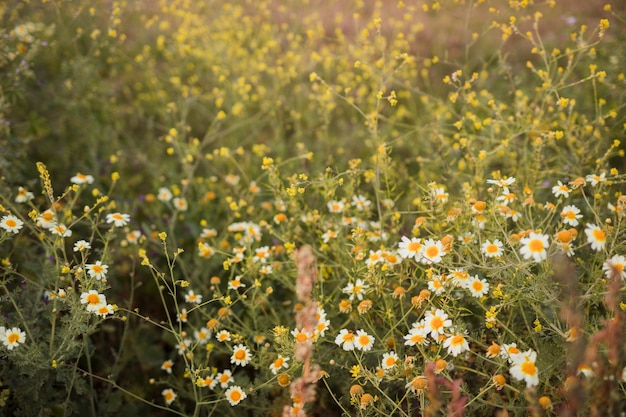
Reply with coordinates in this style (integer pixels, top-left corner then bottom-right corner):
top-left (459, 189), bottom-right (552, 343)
top-left (1, 0), bottom-right (625, 416)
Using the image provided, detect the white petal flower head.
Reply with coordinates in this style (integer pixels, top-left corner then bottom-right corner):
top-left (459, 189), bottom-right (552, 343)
top-left (423, 309), bottom-right (452, 339)
top-left (71, 172), bottom-right (94, 185)
top-left (351, 194), bottom-right (371, 211)
top-left (335, 329), bottom-right (356, 351)
top-left (443, 332), bottom-right (470, 357)
top-left (161, 388), bottom-right (176, 405)
top-left (2, 327), bottom-right (26, 350)
top-left (603, 254), bottom-right (626, 280)
top-left (467, 276), bottom-right (489, 298)
top-left (327, 200), bottom-right (345, 213)
top-left (225, 385), bottom-right (247, 406)
top-left (421, 238), bottom-right (445, 265)
top-left (560, 205), bottom-right (583, 226)
top-left (481, 239), bottom-right (504, 258)
top-left (0, 215), bottom-right (24, 234)
top-left (157, 187), bottom-right (173, 202)
top-left (185, 290), bottom-right (202, 304)
top-left (354, 329), bottom-right (375, 351)
top-left (381, 351), bottom-right (399, 370)
top-left (269, 355), bottom-right (289, 375)
top-left (398, 236), bottom-right (423, 261)
top-left (519, 232), bottom-right (550, 262)
top-left (509, 349), bottom-right (539, 388)
top-left (86, 261), bottom-right (108, 280)
top-left (15, 187), bottom-right (34, 203)
top-left (106, 212), bottom-right (130, 227)
top-left (552, 181), bottom-right (571, 198)
top-left (585, 223), bottom-right (606, 251)
top-left (342, 279), bottom-right (369, 301)
top-left (73, 240), bottom-right (91, 252)
top-left (80, 290), bottom-right (107, 312)
top-left (230, 344), bottom-right (252, 367)
top-left (37, 209), bottom-right (57, 229)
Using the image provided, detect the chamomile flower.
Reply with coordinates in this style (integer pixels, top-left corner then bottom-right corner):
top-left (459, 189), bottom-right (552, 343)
top-left (467, 276), bottom-right (489, 298)
top-left (176, 338), bottom-right (191, 355)
top-left (321, 229), bottom-right (338, 243)
top-left (335, 329), bottom-right (356, 351)
top-left (225, 385), bottom-right (247, 406)
top-left (421, 238), bottom-right (445, 264)
top-left (481, 239), bottom-right (504, 258)
top-left (603, 254), bottom-right (626, 279)
top-left (215, 330), bottom-right (232, 342)
top-left (172, 197), bottom-right (188, 211)
top-left (161, 388), bottom-right (176, 405)
top-left (15, 187), bottom-right (34, 203)
top-left (253, 246), bottom-right (270, 262)
top-left (161, 359), bottom-right (174, 374)
top-left (86, 261), bottom-right (108, 280)
top-left (217, 369), bottom-right (234, 388)
top-left (381, 351), bottom-right (399, 369)
top-left (157, 187), bottom-right (173, 202)
top-left (585, 223), bottom-right (606, 251)
top-left (449, 269), bottom-right (470, 288)
top-left (342, 279), bottom-right (369, 301)
top-left (71, 173), bottom-right (94, 184)
top-left (404, 324), bottom-right (429, 346)
top-left (327, 200), bottom-right (345, 213)
top-left (519, 232), bottom-right (550, 262)
top-left (423, 309), bottom-right (452, 339)
top-left (552, 181), bottom-right (571, 198)
top-left (500, 343), bottom-right (521, 362)
top-left (351, 195), bottom-right (371, 211)
top-left (398, 236), bottom-right (423, 261)
top-left (560, 205), bottom-right (583, 226)
top-left (194, 327), bottom-right (211, 344)
top-left (291, 328), bottom-right (312, 343)
top-left (585, 173), bottom-right (606, 186)
top-left (443, 332), bottom-right (470, 357)
top-left (0, 215), bottom-right (24, 234)
top-left (51, 223), bottom-right (72, 237)
top-left (509, 350), bottom-right (539, 388)
top-left (94, 303), bottom-right (114, 318)
top-left (106, 212), bottom-right (130, 227)
top-left (1, 327), bottom-right (26, 350)
top-left (427, 275), bottom-right (447, 295)
top-left (185, 290), bottom-right (203, 304)
top-left (73, 240), bottom-right (91, 252)
top-left (269, 355), bottom-right (289, 374)
top-left (177, 308), bottom-right (188, 323)
top-left (365, 250), bottom-right (384, 268)
top-left (36, 209), bottom-right (57, 229)
top-left (354, 329), bottom-right (375, 351)
top-left (230, 344), bottom-right (252, 367)
top-left (80, 290), bottom-right (106, 312)
top-left (487, 176), bottom-right (516, 192)
top-left (228, 276), bottom-right (246, 290)
top-left (431, 186), bottom-right (448, 204)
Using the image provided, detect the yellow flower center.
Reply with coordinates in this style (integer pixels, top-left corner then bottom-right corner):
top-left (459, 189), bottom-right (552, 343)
top-left (521, 361), bottom-right (536, 376)
top-left (425, 246), bottom-right (440, 258)
top-left (408, 242), bottom-right (421, 252)
top-left (593, 229), bottom-right (606, 242)
top-left (5, 220), bottom-right (16, 227)
top-left (358, 335), bottom-right (370, 346)
top-left (230, 390), bottom-right (242, 402)
top-left (450, 335), bottom-right (464, 346)
top-left (87, 294), bottom-right (100, 304)
top-left (235, 349), bottom-right (246, 360)
top-left (528, 239), bottom-right (544, 253)
top-left (7, 333), bottom-right (19, 344)
top-left (430, 316), bottom-right (443, 330)
top-left (274, 358), bottom-right (284, 368)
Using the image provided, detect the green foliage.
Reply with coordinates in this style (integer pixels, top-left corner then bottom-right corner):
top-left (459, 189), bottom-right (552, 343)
top-left (1, 0), bottom-right (625, 416)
